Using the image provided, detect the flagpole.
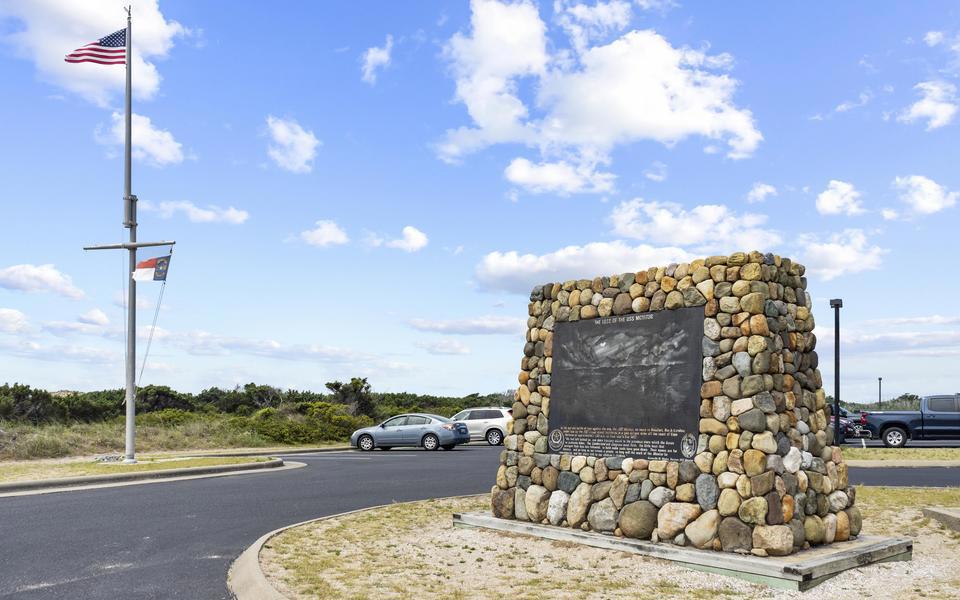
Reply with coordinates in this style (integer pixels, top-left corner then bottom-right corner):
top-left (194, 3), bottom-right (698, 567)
top-left (122, 6), bottom-right (137, 464)
top-left (80, 9), bottom-right (175, 464)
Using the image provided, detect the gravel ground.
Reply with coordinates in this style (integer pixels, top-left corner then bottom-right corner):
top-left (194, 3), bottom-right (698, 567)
top-left (261, 488), bottom-right (960, 600)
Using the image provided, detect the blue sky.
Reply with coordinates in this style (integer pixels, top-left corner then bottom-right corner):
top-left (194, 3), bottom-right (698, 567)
top-left (0, 0), bottom-right (958, 402)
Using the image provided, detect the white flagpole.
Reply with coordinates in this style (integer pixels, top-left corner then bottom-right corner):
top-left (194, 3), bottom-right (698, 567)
top-left (82, 8), bottom-right (175, 464)
top-left (122, 6), bottom-right (137, 464)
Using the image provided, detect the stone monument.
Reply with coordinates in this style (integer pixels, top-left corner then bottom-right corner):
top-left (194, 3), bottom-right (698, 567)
top-left (490, 252), bottom-right (860, 556)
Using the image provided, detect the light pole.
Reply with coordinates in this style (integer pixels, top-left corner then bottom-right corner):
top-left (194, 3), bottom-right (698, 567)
top-left (878, 377), bottom-right (882, 410)
top-left (830, 299), bottom-right (844, 445)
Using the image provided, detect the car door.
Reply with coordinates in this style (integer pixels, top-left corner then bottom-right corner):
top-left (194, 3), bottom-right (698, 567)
top-left (925, 396), bottom-right (960, 438)
top-left (378, 416), bottom-right (408, 445)
top-left (476, 409), bottom-right (501, 437)
top-left (402, 415), bottom-right (432, 443)
top-left (463, 411), bottom-right (486, 440)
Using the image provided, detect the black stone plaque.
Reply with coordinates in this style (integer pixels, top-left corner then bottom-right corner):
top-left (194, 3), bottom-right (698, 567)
top-left (547, 307), bottom-right (703, 460)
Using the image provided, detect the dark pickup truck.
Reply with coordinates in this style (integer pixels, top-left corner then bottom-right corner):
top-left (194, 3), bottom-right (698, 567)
top-left (862, 395), bottom-right (960, 447)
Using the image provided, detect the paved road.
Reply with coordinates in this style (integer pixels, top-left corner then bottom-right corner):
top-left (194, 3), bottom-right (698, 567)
top-left (0, 446), bottom-right (500, 600)
top-left (0, 445), bottom-right (956, 600)
top-left (843, 439), bottom-right (960, 448)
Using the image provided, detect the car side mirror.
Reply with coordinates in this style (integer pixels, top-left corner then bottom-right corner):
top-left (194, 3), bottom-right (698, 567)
top-left (380, 423), bottom-right (386, 428)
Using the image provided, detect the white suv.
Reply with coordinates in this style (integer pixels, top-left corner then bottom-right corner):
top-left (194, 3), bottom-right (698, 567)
top-left (451, 407), bottom-right (512, 445)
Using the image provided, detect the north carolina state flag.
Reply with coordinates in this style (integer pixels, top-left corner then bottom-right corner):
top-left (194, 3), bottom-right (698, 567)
top-left (132, 255), bottom-right (171, 282)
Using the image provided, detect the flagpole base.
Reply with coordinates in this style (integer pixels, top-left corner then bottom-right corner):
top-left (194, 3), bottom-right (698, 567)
top-left (123, 458), bottom-right (137, 465)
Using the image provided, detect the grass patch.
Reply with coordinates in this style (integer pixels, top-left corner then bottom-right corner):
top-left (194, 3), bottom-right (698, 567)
top-left (262, 488), bottom-right (960, 600)
top-left (0, 416), bottom-right (347, 461)
top-left (0, 455), bottom-right (270, 483)
top-left (842, 447), bottom-right (960, 462)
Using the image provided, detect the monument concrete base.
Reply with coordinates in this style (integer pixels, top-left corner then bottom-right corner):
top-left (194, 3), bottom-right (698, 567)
top-left (922, 507), bottom-right (960, 532)
top-left (453, 512), bottom-right (912, 591)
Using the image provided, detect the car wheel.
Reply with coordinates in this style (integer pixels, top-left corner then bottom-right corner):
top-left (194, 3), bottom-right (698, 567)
top-left (485, 429), bottom-right (503, 446)
top-left (422, 433), bottom-right (439, 451)
top-left (441, 444), bottom-right (456, 451)
top-left (882, 427), bottom-right (907, 448)
top-left (358, 434), bottom-right (375, 452)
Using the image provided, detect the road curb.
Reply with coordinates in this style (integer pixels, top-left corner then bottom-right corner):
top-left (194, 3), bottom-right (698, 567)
top-left (0, 457), bottom-right (285, 493)
top-left (227, 493), bottom-right (485, 600)
top-left (191, 446), bottom-right (352, 458)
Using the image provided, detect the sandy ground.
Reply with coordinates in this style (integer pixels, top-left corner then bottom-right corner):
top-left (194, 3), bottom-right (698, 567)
top-left (261, 488), bottom-right (960, 600)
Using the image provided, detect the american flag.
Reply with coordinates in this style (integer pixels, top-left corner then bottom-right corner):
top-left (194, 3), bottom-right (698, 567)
top-left (64, 28), bottom-right (126, 65)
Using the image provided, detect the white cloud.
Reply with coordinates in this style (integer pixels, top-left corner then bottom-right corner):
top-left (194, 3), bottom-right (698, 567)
top-left (861, 315), bottom-right (960, 327)
top-left (0, 308), bottom-right (28, 333)
top-left (835, 90), bottom-right (873, 113)
top-left (361, 34), bottom-right (393, 84)
top-left (893, 175), bottom-right (957, 215)
top-left (142, 200), bottom-right (249, 224)
top-left (0, 264), bottom-right (84, 299)
top-left (746, 182), bottom-right (777, 203)
top-left (634, 0), bottom-right (677, 12)
top-left (504, 157), bottom-right (614, 194)
top-left (438, 0), bottom-right (547, 161)
top-left (300, 220), bottom-right (349, 247)
top-left (881, 208), bottom-right (899, 220)
top-left (0, 0), bottom-right (186, 106)
top-left (924, 31), bottom-right (945, 47)
top-left (815, 180), bottom-right (864, 216)
top-left (266, 115), bottom-right (320, 173)
top-left (799, 229), bottom-right (885, 281)
top-left (415, 339), bottom-right (472, 355)
top-left (609, 199), bottom-right (781, 251)
top-left (386, 226), bottom-right (429, 252)
top-left (476, 240), bottom-right (692, 293)
top-left (643, 161), bottom-right (667, 182)
top-left (897, 81), bottom-right (958, 130)
top-left (0, 338), bottom-right (116, 364)
top-left (409, 315), bottom-right (526, 335)
top-left (78, 308), bottom-right (109, 326)
top-left (96, 112), bottom-right (184, 166)
top-left (439, 1), bottom-right (760, 191)
top-left (554, 0), bottom-right (633, 55)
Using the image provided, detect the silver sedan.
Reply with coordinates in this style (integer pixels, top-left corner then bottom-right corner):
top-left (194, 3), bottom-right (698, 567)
top-left (350, 413), bottom-right (470, 451)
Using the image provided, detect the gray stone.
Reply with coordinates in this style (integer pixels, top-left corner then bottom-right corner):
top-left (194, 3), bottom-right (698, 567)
top-left (604, 456), bottom-right (625, 471)
top-left (588, 498), bottom-right (618, 532)
top-left (547, 490), bottom-right (569, 525)
top-left (753, 392), bottom-right (776, 414)
top-left (695, 474), bottom-right (720, 510)
top-left (732, 352), bottom-right (752, 377)
top-left (679, 460), bottom-right (700, 484)
top-left (514, 487), bottom-right (528, 521)
top-left (738, 408), bottom-right (768, 433)
top-left (640, 479), bottom-right (655, 500)
top-left (591, 480), bottom-right (613, 501)
top-left (648, 486), bottom-right (675, 508)
top-left (517, 475), bottom-right (531, 490)
top-left (557, 471), bottom-right (580, 494)
top-left (828, 490), bottom-right (849, 512)
top-left (719, 516), bottom-right (752, 552)
top-left (624, 483), bottom-right (641, 505)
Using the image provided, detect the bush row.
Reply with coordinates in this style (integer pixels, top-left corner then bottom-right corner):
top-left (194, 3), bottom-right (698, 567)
top-left (0, 380), bottom-right (511, 427)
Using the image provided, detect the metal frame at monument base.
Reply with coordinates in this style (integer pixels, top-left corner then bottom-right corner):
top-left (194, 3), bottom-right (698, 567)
top-left (453, 512), bottom-right (912, 592)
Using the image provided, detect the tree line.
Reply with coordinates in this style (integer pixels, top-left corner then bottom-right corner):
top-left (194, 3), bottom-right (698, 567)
top-left (0, 379), bottom-right (513, 426)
